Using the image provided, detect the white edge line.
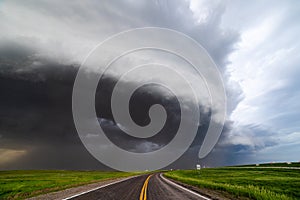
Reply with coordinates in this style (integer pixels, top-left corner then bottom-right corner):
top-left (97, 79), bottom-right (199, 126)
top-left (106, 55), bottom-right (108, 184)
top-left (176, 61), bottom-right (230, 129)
top-left (62, 175), bottom-right (138, 200)
top-left (160, 173), bottom-right (211, 200)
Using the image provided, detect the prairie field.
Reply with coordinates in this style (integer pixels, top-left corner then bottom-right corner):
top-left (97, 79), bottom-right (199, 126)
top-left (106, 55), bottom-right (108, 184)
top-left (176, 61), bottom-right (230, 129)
top-left (0, 170), bottom-right (136, 200)
top-left (165, 167), bottom-right (300, 200)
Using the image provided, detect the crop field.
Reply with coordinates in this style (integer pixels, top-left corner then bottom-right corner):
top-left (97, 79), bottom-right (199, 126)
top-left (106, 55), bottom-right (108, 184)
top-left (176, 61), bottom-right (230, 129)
top-left (0, 170), bottom-right (136, 200)
top-left (164, 167), bottom-right (300, 200)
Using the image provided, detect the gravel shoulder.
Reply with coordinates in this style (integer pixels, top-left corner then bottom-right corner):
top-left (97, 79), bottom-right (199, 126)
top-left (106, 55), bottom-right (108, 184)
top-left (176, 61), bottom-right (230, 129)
top-left (26, 176), bottom-right (136, 200)
top-left (162, 174), bottom-right (239, 200)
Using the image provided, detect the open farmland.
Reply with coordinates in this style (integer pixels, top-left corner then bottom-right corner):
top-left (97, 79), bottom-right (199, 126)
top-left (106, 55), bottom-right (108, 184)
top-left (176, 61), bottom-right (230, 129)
top-left (0, 170), bottom-right (137, 200)
top-left (164, 167), bottom-right (300, 200)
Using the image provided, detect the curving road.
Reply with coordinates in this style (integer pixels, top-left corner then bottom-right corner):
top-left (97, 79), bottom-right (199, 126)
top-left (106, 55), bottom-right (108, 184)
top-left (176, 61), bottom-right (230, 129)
top-left (63, 173), bottom-right (210, 200)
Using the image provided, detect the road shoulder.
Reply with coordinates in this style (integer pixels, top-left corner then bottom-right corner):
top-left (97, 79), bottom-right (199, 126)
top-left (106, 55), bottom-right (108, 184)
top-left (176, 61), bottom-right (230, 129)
top-left (26, 176), bottom-right (136, 200)
top-left (161, 173), bottom-right (249, 200)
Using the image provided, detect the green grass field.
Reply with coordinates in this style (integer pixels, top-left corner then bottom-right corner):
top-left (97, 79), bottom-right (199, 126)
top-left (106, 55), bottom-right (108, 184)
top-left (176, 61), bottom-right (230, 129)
top-left (234, 162), bottom-right (300, 168)
top-left (0, 170), bottom-right (136, 200)
top-left (165, 168), bottom-right (300, 200)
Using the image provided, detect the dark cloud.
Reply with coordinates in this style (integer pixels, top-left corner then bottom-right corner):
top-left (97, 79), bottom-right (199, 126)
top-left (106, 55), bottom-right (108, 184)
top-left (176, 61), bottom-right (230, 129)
top-left (0, 0), bottom-right (243, 170)
top-left (0, 39), bottom-right (220, 170)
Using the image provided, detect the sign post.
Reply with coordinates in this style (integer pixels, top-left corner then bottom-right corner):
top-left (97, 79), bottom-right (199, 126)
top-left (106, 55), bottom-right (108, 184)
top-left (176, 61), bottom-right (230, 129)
top-left (196, 164), bottom-right (201, 177)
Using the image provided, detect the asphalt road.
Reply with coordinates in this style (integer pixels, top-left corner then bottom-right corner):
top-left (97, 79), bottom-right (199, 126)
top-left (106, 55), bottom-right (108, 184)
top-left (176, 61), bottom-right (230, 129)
top-left (64, 173), bottom-right (210, 200)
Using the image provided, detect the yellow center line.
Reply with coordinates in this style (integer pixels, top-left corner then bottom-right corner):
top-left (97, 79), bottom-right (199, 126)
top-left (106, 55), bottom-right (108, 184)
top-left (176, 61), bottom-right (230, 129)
top-left (139, 175), bottom-right (152, 200)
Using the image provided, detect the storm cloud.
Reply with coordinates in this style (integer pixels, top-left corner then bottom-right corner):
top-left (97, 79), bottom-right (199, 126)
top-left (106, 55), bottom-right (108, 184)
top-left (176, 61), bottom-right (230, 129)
top-left (1, 0), bottom-right (298, 170)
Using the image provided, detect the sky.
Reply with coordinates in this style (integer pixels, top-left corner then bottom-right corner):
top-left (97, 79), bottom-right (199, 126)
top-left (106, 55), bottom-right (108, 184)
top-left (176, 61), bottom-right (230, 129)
top-left (0, 0), bottom-right (299, 170)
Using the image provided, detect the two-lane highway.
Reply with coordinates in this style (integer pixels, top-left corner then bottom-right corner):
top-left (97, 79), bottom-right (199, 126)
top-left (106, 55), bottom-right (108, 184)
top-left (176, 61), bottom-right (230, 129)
top-left (64, 173), bottom-right (210, 200)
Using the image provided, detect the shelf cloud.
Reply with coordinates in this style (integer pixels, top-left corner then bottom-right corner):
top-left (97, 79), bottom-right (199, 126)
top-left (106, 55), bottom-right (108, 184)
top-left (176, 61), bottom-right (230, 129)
top-left (0, 0), bottom-right (299, 169)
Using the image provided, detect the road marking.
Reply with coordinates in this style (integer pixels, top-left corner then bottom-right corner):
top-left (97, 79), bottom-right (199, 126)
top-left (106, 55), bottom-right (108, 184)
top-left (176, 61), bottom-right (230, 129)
top-left (139, 175), bottom-right (152, 200)
top-left (160, 174), bottom-right (211, 200)
top-left (62, 175), bottom-right (138, 200)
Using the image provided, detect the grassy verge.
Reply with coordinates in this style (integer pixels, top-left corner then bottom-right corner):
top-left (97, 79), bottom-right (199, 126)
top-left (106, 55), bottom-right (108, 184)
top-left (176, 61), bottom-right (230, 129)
top-left (0, 170), bottom-right (137, 200)
top-left (164, 168), bottom-right (300, 200)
